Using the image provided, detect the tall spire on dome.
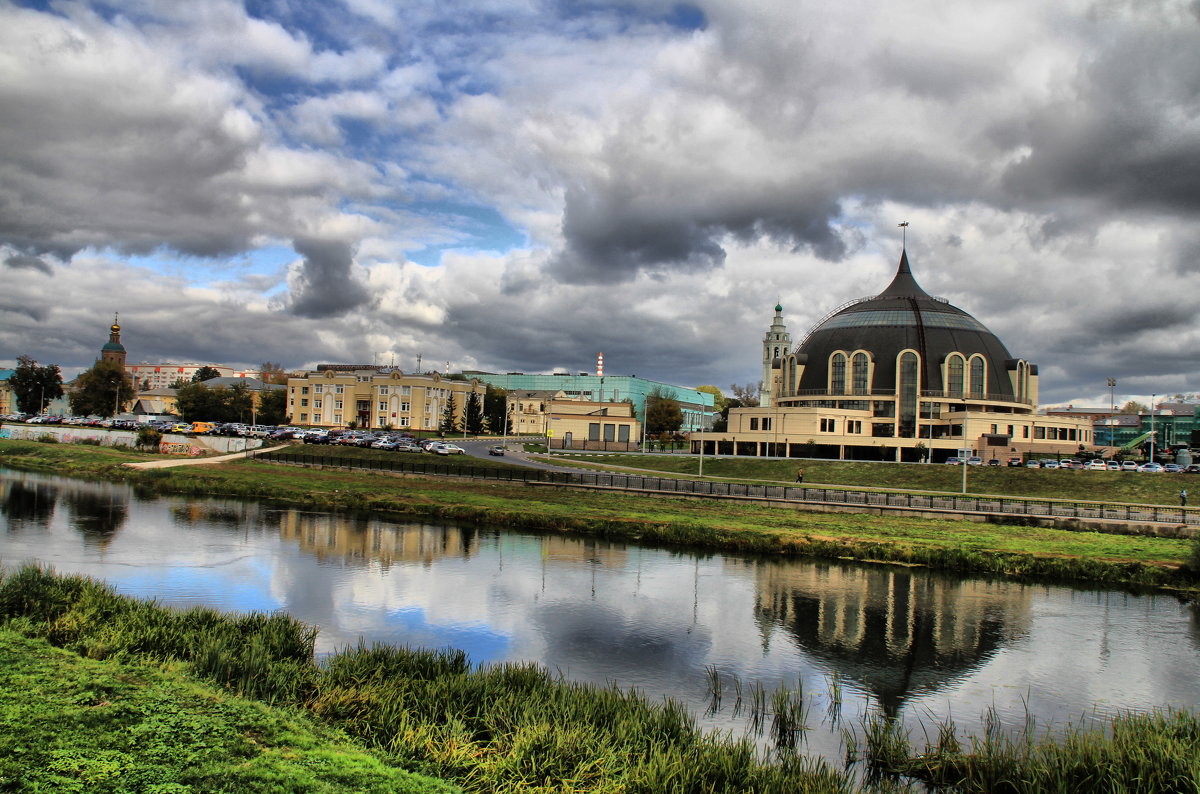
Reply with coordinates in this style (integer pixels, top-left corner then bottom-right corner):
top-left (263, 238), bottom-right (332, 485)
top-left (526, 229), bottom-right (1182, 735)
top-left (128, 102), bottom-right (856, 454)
top-left (877, 248), bottom-right (933, 299)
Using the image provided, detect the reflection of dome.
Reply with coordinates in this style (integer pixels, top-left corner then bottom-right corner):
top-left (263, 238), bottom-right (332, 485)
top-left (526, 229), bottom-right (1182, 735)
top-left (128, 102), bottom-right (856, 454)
top-left (794, 251), bottom-right (1017, 399)
top-left (755, 562), bottom-right (1031, 715)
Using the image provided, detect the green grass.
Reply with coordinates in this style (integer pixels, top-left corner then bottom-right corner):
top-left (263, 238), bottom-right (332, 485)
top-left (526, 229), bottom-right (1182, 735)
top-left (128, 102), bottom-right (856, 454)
top-left (0, 565), bottom-right (854, 794)
top-left (3, 439), bottom-right (1199, 592)
top-left (0, 628), bottom-right (459, 793)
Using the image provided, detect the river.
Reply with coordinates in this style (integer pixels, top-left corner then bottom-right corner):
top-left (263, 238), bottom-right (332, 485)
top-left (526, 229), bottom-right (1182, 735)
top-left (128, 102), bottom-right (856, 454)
top-left (2, 467), bottom-right (1197, 763)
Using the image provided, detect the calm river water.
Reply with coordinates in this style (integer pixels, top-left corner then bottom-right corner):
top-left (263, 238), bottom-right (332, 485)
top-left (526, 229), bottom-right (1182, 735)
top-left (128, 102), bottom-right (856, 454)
top-left (2, 468), bottom-right (1198, 762)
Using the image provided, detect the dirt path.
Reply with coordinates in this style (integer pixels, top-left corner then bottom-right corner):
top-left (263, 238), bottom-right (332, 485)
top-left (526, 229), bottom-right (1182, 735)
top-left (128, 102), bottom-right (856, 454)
top-left (124, 444), bottom-right (292, 470)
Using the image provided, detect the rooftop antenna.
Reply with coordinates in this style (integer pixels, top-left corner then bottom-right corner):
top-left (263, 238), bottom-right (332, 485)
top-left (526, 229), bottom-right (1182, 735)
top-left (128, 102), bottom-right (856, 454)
top-left (417, 353), bottom-right (422, 372)
top-left (898, 220), bottom-right (909, 248)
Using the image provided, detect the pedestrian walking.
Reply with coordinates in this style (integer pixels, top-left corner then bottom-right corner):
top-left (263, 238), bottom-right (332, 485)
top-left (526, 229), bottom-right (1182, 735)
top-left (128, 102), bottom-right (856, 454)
top-left (795, 467), bottom-right (804, 484)
top-left (1181, 489), bottom-right (1188, 507)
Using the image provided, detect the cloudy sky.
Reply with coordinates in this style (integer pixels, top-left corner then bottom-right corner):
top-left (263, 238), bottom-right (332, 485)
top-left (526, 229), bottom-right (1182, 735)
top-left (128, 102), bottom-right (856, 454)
top-left (2, 0), bottom-right (1198, 406)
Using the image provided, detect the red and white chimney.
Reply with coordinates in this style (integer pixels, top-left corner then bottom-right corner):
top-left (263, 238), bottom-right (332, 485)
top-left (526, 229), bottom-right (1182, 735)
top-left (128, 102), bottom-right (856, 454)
top-left (596, 352), bottom-right (604, 377)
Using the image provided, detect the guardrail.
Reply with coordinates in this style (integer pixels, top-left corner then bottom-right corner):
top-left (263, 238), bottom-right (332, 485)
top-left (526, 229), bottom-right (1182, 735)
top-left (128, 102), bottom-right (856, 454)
top-left (258, 450), bottom-right (1199, 529)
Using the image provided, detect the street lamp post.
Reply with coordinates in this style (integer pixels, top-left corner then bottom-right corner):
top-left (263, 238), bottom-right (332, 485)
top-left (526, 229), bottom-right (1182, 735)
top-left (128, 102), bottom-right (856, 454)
top-left (698, 420), bottom-right (704, 477)
top-left (961, 398), bottom-right (969, 494)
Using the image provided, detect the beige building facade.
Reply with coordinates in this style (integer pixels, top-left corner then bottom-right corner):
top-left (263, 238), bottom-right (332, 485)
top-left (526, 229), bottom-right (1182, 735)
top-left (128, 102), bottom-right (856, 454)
top-left (506, 390), bottom-right (642, 450)
top-left (701, 251), bottom-right (1093, 462)
top-left (287, 368), bottom-right (485, 430)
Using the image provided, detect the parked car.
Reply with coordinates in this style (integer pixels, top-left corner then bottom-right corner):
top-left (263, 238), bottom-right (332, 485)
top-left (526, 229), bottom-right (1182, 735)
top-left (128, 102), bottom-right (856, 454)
top-left (986, 458), bottom-right (1001, 466)
top-left (1041, 460), bottom-right (1060, 469)
top-left (488, 445), bottom-right (505, 456)
top-left (396, 442), bottom-right (422, 453)
top-left (435, 443), bottom-right (466, 455)
top-left (1122, 460), bottom-right (1139, 471)
top-left (371, 439), bottom-right (399, 450)
top-left (1186, 464), bottom-right (1200, 474)
top-left (1025, 460), bottom-right (1041, 468)
top-left (1007, 457), bottom-right (1023, 467)
top-left (1106, 461), bottom-right (1122, 471)
top-left (1085, 460), bottom-right (1107, 471)
top-left (966, 457), bottom-right (984, 466)
top-left (945, 457), bottom-right (961, 465)
top-left (1163, 464), bottom-right (1183, 473)
top-left (1138, 462), bottom-right (1165, 473)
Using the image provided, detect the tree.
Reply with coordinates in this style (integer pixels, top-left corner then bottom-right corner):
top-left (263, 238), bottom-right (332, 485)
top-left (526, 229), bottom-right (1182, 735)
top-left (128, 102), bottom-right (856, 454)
top-left (257, 389), bottom-right (287, 425)
top-left (1119, 400), bottom-right (1148, 415)
top-left (8, 355), bottom-right (63, 414)
top-left (192, 366), bottom-right (222, 383)
top-left (69, 360), bottom-right (134, 417)
top-left (440, 392), bottom-right (459, 434)
top-left (645, 387), bottom-right (683, 434)
top-left (174, 382), bottom-right (224, 422)
top-left (729, 382), bottom-right (761, 408)
top-left (695, 385), bottom-right (730, 413)
top-left (464, 391), bottom-right (485, 435)
top-left (483, 385), bottom-right (508, 434)
top-left (168, 378), bottom-right (187, 389)
top-left (259, 362), bottom-right (290, 385)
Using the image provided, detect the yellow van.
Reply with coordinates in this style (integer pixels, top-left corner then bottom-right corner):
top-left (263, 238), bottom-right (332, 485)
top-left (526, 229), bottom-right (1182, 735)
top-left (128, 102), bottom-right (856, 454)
top-left (190, 422), bottom-right (216, 435)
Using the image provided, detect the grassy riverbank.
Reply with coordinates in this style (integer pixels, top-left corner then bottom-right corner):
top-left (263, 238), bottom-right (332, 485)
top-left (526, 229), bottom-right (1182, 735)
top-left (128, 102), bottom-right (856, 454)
top-left (0, 565), bottom-right (853, 793)
top-left (2, 438), bottom-right (1199, 592)
top-left (0, 629), bottom-right (459, 793)
top-left (548, 452), bottom-right (1197, 505)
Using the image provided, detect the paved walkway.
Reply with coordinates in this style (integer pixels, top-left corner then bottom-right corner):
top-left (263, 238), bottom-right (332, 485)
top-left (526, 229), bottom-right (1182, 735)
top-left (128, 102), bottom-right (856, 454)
top-left (124, 444), bottom-right (291, 469)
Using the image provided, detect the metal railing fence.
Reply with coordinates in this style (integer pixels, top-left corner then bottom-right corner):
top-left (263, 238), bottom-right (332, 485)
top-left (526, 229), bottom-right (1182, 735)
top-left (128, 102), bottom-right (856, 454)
top-left (257, 450), bottom-right (1199, 528)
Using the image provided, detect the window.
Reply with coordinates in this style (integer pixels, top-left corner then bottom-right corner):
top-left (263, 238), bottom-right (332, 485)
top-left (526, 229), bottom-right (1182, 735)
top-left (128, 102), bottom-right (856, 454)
top-left (898, 351), bottom-right (919, 438)
top-left (603, 424), bottom-right (615, 442)
top-left (299, 413), bottom-right (307, 421)
top-left (379, 386), bottom-right (389, 395)
top-left (334, 399), bottom-right (343, 409)
top-left (314, 399), bottom-right (322, 409)
top-left (300, 398), bottom-right (308, 407)
top-left (313, 384), bottom-right (323, 393)
top-left (589, 423), bottom-right (600, 441)
top-left (335, 385), bottom-right (344, 394)
top-left (402, 386), bottom-right (411, 396)
top-left (852, 353), bottom-right (869, 395)
top-left (1035, 426), bottom-right (1046, 439)
top-left (990, 424), bottom-right (998, 434)
top-left (762, 417), bottom-right (772, 431)
top-left (969, 356), bottom-right (985, 396)
top-left (1023, 426), bottom-right (1029, 438)
top-left (830, 353), bottom-right (847, 394)
top-left (300, 386), bottom-right (309, 395)
top-left (947, 355), bottom-right (964, 397)
top-left (847, 420), bottom-right (862, 434)
top-left (820, 418), bottom-right (836, 432)
top-left (750, 418), bottom-right (759, 430)
top-left (334, 414), bottom-right (342, 423)
top-left (1007, 424), bottom-right (1014, 436)
top-left (618, 425), bottom-right (630, 442)
top-left (401, 401), bottom-right (410, 412)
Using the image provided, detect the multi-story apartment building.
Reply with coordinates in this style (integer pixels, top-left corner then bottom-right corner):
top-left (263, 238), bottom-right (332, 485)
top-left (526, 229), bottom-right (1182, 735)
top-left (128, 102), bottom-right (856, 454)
top-left (128, 363), bottom-right (261, 390)
top-left (286, 367), bottom-right (486, 430)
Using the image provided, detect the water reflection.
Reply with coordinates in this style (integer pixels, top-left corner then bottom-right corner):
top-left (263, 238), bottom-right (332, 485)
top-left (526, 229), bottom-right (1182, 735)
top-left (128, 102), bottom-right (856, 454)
top-left (2, 466), bottom-right (1197, 762)
top-left (1, 477), bottom-right (57, 528)
top-left (62, 488), bottom-right (129, 546)
top-left (754, 563), bottom-right (1030, 715)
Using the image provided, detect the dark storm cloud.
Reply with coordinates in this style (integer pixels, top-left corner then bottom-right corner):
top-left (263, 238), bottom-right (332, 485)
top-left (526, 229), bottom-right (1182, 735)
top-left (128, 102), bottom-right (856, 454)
top-left (4, 254), bottom-right (51, 275)
top-left (551, 182), bottom-right (847, 284)
top-left (286, 237), bottom-right (373, 318)
top-left (1000, 17), bottom-right (1200, 216)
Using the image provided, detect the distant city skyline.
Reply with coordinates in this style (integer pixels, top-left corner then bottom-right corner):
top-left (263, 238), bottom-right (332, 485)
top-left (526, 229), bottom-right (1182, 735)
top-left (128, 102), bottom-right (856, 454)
top-left (2, 1), bottom-right (1198, 408)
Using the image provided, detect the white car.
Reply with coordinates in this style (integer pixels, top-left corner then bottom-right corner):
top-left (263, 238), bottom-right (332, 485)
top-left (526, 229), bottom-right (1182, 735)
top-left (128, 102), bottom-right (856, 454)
top-left (435, 443), bottom-right (465, 455)
top-left (1137, 462), bottom-right (1164, 473)
top-left (1085, 460), bottom-right (1107, 471)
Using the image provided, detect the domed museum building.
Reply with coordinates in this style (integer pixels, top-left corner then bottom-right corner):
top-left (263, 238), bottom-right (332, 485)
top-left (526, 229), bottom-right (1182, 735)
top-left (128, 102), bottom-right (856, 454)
top-left (703, 250), bottom-right (1094, 462)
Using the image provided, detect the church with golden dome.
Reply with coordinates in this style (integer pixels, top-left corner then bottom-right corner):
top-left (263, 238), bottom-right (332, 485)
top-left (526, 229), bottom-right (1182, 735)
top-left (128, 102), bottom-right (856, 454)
top-left (701, 250), bottom-right (1094, 462)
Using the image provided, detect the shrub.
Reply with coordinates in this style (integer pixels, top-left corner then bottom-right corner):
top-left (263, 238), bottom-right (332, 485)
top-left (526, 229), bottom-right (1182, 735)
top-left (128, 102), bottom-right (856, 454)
top-left (35, 433), bottom-right (58, 444)
top-left (75, 437), bottom-right (102, 446)
top-left (136, 426), bottom-right (163, 450)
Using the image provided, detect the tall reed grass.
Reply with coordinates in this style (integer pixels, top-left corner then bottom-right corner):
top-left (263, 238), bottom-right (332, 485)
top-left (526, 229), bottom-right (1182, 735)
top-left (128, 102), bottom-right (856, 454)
top-left (0, 564), bottom-right (854, 793)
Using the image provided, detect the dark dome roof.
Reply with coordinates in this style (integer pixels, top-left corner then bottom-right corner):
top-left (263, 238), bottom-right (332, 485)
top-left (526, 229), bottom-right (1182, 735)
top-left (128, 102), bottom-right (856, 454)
top-left (794, 251), bottom-right (1018, 398)
top-left (102, 341), bottom-right (126, 352)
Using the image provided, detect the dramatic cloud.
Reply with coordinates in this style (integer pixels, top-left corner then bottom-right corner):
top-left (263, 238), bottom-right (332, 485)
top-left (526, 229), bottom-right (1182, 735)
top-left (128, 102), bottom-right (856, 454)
top-left (2, 0), bottom-right (1198, 408)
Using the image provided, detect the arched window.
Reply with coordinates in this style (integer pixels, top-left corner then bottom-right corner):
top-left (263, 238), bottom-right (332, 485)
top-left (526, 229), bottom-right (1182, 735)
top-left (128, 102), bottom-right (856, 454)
top-left (947, 355), bottom-right (964, 397)
top-left (830, 353), bottom-right (847, 395)
top-left (969, 356), bottom-right (985, 398)
top-left (852, 352), bottom-right (869, 395)
top-left (898, 351), bottom-right (919, 438)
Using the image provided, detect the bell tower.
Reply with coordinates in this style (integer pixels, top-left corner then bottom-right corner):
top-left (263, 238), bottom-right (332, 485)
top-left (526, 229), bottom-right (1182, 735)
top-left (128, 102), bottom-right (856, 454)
top-left (761, 302), bottom-right (790, 408)
top-left (100, 313), bottom-right (127, 368)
